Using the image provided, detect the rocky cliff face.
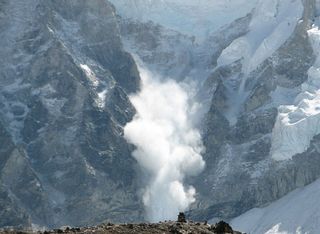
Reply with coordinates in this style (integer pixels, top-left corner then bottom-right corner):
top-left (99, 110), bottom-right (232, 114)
top-left (0, 0), bottom-right (142, 228)
top-left (191, 0), bottom-right (320, 221)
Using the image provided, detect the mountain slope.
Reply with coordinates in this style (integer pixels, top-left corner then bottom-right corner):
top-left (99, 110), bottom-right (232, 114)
top-left (192, 0), bottom-right (320, 222)
top-left (113, 0), bottom-right (320, 225)
top-left (2, 0), bottom-right (320, 230)
top-left (0, 0), bottom-right (142, 228)
top-left (231, 178), bottom-right (320, 234)
top-left (109, 0), bottom-right (258, 40)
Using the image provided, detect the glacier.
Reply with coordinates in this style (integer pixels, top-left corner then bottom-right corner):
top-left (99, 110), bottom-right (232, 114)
top-left (231, 178), bottom-right (320, 234)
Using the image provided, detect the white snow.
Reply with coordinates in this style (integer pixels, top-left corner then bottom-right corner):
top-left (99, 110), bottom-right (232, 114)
top-left (215, 0), bottom-right (303, 124)
top-left (80, 64), bottom-right (99, 87)
top-left (218, 0), bottom-right (303, 83)
top-left (231, 178), bottom-right (320, 234)
top-left (124, 63), bottom-right (205, 222)
top-left (271, 25), bottom-right (320, 161)
top-left (97, 89), bottom-right (108, 109)
top-left (80, 64), bottom-right (108, 109)
top-left (84, 160), bottom-right (96, 176)
top-left (109, 0), bottom-right (258, 40)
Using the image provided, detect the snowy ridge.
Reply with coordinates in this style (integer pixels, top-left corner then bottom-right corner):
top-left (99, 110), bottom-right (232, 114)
top-left (218, 0), bottom-right (303, 82)
top-left (216, 0), bottom-right (303, 123)
top-left (109, 0), bottom-right (257, 40)
top-left (231, 178), bottom-right (320, 234)
top-left (271, 25), bottom-right (320, 161)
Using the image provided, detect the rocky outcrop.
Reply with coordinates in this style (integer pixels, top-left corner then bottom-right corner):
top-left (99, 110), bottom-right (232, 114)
top-left (0, 220), bottom-right (242, 234)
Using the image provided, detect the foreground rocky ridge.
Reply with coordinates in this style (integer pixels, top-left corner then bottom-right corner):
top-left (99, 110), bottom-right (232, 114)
top-left (0, 221), bottom-right (242, 234)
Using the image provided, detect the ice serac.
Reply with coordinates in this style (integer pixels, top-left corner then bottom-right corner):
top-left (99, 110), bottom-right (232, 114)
top-left (0, 0), bottom-right (142, 228)
top-left (271, 25), bottom-right (320, 161)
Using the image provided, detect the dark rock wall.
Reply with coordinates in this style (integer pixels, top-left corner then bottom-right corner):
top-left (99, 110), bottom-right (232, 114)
top-left (0, 0), bottom-right (142, 228)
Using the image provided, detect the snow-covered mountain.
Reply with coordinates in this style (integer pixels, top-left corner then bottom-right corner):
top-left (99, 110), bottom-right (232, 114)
top-left (231, 178), bottom-right (320, 233)
top-left (109, 0), bottom-right (258, 40)
top-left (1, 0), bottom-right (320, 231)
top-left (113, 0), bottom-right (320, 230)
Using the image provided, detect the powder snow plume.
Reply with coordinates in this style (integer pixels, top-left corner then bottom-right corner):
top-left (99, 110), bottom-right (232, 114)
top-left (124, 66), bottom-right (205, 222)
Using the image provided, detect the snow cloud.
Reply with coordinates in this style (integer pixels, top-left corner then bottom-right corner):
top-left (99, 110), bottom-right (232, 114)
top-left (124, 66), bottom-right (205, 222)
